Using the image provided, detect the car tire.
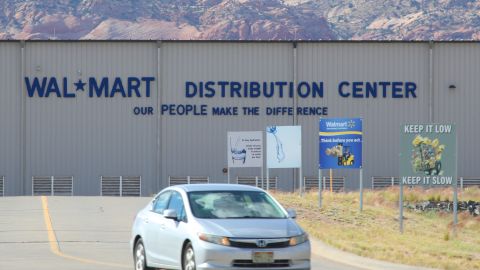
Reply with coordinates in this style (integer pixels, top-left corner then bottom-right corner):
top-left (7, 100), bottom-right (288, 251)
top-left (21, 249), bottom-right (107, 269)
top-left (182, 242), bottom-right (196, 270)
top-left (134, 239), bottom-right (152, 270)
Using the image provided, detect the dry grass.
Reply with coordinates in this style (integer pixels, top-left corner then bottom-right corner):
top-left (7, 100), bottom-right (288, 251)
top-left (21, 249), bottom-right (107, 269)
top-left (272, 187), bottom-right (480, 270)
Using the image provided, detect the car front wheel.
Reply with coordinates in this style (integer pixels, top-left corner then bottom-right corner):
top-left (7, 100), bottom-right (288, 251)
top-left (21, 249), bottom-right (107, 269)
top-left (182, 242), bottom-right (196, 270)
top-left (134, 239), bottom-right (152, 270)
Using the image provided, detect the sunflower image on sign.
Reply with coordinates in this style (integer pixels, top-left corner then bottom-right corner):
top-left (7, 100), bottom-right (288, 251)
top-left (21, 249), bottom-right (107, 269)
top-left (411, 135), bottom-right (445, 176)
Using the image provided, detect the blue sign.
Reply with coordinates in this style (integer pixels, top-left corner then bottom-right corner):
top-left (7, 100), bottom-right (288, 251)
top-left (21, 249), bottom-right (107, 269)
top-left (319, 118), bottom-right (362, 169)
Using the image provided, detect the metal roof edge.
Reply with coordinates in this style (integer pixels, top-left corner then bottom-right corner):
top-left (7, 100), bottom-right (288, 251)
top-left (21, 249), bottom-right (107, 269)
top-left (0, 39), bottom-right (479, 44)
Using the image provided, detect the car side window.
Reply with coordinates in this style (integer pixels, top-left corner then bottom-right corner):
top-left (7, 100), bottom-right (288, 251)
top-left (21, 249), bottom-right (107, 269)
top-left (167, 192), bottom-right (186, 222)
top-left (153, 191), bottom-right (171, 214)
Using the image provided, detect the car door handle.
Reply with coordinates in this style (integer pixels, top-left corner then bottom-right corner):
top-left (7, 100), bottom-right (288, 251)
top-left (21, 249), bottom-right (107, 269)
top-left (159, 223), bottom-right (166, 229)
top-left (144, 218), bottom-right (149, 223)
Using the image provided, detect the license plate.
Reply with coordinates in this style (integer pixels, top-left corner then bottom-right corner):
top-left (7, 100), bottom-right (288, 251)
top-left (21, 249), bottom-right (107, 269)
top-left (252, 251), bottom-right (274, 263)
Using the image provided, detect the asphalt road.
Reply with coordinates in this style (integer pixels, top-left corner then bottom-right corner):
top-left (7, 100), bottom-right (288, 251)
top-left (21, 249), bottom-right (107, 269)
top-left (0, 196), bottom-right (361, 270)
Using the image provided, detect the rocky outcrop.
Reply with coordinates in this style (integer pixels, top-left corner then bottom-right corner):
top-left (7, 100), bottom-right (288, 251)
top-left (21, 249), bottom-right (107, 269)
top-left (82, 19), bottom-right (201, 40)
top-left (406, 200), bottom-right (480, 216)
top-left (0, 0), bottom-right (480, 40)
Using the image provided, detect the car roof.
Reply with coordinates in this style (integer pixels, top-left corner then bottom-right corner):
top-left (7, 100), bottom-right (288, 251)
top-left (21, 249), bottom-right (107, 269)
top-left (170, 184), bottom-right (264, 193)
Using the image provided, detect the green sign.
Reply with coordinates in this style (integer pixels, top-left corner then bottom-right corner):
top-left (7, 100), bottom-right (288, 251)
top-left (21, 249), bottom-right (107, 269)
top-left (400, 124), bottom-right (456, 186)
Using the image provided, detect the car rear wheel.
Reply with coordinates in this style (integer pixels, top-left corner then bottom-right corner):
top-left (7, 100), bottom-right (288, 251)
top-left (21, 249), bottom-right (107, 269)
top-left (134, 239), bottom-right (152, 270)
top-left (182, 242), bottom-right (196, 270)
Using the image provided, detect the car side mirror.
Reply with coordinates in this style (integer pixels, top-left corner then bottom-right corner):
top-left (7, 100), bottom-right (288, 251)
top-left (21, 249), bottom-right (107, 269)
top-left (163, 209), bottom-right (178, 220)
top-left (287, 209), bottom-right (297, 219)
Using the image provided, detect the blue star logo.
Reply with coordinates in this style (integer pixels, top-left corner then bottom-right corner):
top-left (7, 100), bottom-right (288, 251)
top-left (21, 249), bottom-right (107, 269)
top-left (74, 79), bottom-right (86, 91)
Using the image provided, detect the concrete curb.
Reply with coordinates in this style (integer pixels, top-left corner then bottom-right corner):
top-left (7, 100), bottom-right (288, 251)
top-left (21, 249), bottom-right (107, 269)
top-left (310, 238), bottom-right (438, 270)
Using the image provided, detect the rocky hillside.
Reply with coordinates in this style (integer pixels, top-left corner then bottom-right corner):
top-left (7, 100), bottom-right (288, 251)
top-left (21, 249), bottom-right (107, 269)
top-left (0, 0), bottom-right (479, 40)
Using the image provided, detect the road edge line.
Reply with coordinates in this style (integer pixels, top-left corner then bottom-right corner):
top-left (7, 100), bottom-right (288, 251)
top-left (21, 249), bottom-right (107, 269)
top-left (310, 238), bottom-right (438, 270)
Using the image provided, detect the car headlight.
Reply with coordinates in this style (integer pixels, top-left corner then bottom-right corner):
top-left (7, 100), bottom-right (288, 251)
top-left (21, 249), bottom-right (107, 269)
top-left (198, 233), bottom-right (231, 246)
top-left (289, 233), bottom-right (309, 246)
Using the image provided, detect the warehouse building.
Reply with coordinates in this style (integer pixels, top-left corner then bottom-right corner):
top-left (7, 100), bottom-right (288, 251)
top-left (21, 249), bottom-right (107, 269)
top-left (0, 41), bottom-right (478, 196)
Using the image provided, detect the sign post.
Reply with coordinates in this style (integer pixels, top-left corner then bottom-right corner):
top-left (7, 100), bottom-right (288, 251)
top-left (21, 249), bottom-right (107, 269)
top-left (399, 123), bottom-right (457, 232)
top-left (359, 168), bottom-right (363, 211)
top-left (320, 118), bottom-right (363, 209)
top-left (329, 169), bottom-right (333, 193)
top-left (266, 126), bottom-right (302, 193)
top-left (399, 175), bottom-right (404, 233)
top-left (454, 179), bottom-right (458, 229)
top-left (318, 169), bottom-right (322, 207)
top-left (227, 131), bottom-right (263, 185)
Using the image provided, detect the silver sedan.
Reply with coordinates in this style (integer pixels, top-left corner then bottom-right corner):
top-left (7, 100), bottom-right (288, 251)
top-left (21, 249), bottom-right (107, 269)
top-left (130, 184), bottom-right (311, 270)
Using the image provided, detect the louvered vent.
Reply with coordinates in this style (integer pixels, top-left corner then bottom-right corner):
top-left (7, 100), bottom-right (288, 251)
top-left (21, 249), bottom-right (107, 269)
top-left (236, 176), bottom-right (277, 190)
top-left (32, 176), bottom-right (53, 196)
top-left (101, 176), bottom-right (141, 196)
top-left (169, 176), bottom-right (188, 186)
top-left (101, 176), bottom-right (121, 196)
top-left (122, 176), bottom-right (141, 197)
top-left (304, 176), bottom-right (345, 192)
top-left (169, 176), bottom-right (209, 186)
top-left (53, 176), bottom-right (73, 196)
top-left (237, 176), bottom-right (258, 187)
top-left (189, 176), bottom-right (209, 184)
top-left (32, 176), bottom-right (74, 196)
top-left (259, 177), bottom-right (277, 190)
top-left (0, 176), bottom-right (4, 197)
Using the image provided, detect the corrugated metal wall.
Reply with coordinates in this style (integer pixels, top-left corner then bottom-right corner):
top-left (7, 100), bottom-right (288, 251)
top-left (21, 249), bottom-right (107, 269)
top-left (0, 42), bottom-right (21, 195)
top-left (24, 42), bottom-right (158, 195)
top-left (297, 43), bottom-right (429, 189)
top-left (159, 42), bottom-right (296, 190)
top-left (0, 41), bottom-right (479, 195)
top-left (433, 43), bottom-right (480, 177)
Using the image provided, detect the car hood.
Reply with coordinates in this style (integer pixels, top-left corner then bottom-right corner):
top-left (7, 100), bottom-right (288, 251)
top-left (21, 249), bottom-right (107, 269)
top-left (195, 218), bottom-right (303, 238)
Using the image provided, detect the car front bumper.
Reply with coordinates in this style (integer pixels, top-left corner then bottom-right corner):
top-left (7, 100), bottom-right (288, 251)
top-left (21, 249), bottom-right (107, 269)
top-left (194, 240), bottom-right (311, 270)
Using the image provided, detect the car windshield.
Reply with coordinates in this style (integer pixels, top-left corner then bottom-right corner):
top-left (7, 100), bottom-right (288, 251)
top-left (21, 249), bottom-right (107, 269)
top-left (187, 190), bottom-right (287, 219)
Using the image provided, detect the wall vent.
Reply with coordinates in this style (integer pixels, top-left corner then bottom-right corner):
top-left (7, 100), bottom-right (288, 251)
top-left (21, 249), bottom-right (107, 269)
top-left (236, 176), bottom-right (277, 190)
top-left (372, 177), bottom-right (399, 189)
top-left (121, 176), bottom-right (141, 197)
top-left (33, 176), bottom-right (52, 195)
top-left (52, 176), bottom-right (73, 196)
top-left (258, 177), bottom-right (277, 190)
top-left (101, 176), bottom-right (141, 196)
top-left (168, 176), bottom-right (209, 186)
top-left (32, 176), bottom-right (73, 196)
top-left (0, 176), bottom-right (4, 196)
top-left (304, 176), bottom-right (345, 192)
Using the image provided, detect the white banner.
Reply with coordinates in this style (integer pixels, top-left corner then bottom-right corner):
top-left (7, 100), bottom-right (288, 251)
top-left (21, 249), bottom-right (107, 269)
top-left (227, 131), bottom-right (263, 168)
top-left (266, 126), bottom-right (302, 168)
